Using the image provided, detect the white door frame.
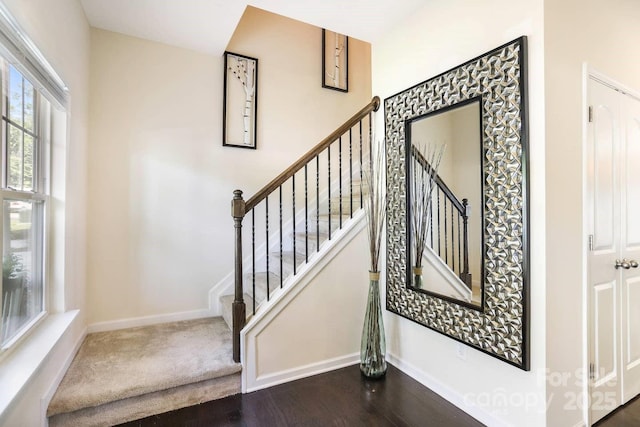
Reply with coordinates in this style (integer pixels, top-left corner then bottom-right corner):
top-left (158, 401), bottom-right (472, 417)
top-left (582, 64), bottom-right (640, 426)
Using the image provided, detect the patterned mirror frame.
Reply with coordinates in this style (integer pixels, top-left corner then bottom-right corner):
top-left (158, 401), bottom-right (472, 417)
top-left (384, 37), bottom-right (529, 370)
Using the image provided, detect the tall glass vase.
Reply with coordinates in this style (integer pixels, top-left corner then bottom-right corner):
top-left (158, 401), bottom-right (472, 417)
top-left (360, 271), bottom-right (387, 379)
top-left (413, 265), bottom-right (423, 288)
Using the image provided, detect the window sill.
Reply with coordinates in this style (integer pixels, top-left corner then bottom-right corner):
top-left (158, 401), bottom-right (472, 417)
top-left (0, 310), bottom-right (79, 418)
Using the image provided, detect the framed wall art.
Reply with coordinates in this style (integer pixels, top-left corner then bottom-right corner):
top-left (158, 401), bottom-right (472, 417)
top-left (223, 51), bottom-right (258, 149)
top-left (322, 29), bottom-right (348, 92)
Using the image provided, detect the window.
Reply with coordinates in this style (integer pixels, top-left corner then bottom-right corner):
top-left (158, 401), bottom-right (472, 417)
top-left (0, 60), bottom-right (49, 348)
top-left (0, 1), bottom-right (67, 353)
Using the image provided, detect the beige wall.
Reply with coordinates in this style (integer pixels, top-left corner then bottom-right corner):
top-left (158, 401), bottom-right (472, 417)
top-left (373, 0), bottom-right (547, 425)
top-left (86, 7), bottom-right (371, 325)
top-left (0, 0), bottom-right (90, 425)
top-left (544, 0), bottom-right (640, 425)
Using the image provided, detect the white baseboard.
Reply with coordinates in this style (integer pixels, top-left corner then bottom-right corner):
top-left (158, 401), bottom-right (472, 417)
top-left (87, 309), bottom-right (214, 333)
top-left (246, 353), bottom-right (359, 393)
top-left (40, 324), bottom-right (87, 426)
top-left (387, 353), bottom-right (506, 427)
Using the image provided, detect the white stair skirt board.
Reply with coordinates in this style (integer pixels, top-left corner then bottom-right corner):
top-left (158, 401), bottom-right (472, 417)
top-left (244, 353), bottom-right (360, 394)
top-left (241, 211), bottom-right (366, 392)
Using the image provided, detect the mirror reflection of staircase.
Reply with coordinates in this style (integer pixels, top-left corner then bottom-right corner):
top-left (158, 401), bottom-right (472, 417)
top-left (410, 146), bottom-right (476, 304)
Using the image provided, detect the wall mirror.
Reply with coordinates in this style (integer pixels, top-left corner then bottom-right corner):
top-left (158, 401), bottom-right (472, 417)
top-left (384, 37), bottom-right (530, 370)
top-left (406, 98), bottom-right (483, 307)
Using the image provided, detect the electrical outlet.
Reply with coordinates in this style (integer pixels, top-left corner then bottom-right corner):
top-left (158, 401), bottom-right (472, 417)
top-left (456, 343), bottom-right (467, 360)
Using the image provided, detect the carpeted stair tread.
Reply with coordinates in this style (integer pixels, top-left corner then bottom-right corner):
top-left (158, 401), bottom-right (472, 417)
top-left (250, 272), bottom-right (282, 303)
top-left (47, 317), bottom-right (240, 417)
top-left (49, 374), bottom-right (241, 427)
top-left (269, 250), bottom-right (307, 277)
top-left (295, 230), bottom-right (329, 253)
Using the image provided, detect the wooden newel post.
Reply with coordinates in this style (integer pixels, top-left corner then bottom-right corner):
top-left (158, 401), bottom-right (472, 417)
top-left (461, 198), bottom-right (472, 288)
top-left (232, 189), bottom-right (246, 363)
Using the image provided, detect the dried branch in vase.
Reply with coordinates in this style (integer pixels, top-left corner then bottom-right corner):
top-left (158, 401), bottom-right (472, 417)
top-left (362, 142), bottom-right (386, 273)
top-left (411, 142), bottom-right (446, 269)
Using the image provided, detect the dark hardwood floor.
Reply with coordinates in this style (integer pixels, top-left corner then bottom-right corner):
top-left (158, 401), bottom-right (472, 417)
top-left (118, 364), bottom-right (483, 426)
top-left (595, 395), bottom-right (640, 427)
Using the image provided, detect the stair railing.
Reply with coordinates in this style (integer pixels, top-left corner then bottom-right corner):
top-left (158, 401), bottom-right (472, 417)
top-left (410, 145), bottom-right (472, 288)
top-left (231, 96), bottom-right (380, 362)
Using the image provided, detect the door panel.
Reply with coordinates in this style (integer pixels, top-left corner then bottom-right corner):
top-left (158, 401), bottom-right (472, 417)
top-left (621, 94), bottom-right (640, 403)
top-left (624, 278), bottom-right (640, 368)
top-left (625, 115), bottom-right (640, 248)
top-left (593, 104), bottom-right (616, 251)
top-left (588, 79), bottom-right (640, 423)
top-left (593, 281), bottom-right (616, 386)
top-left (588, 78), bottom-right (622, 424)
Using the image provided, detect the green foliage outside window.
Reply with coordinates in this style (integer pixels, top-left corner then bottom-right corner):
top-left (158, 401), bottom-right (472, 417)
top-left (7, 65), bottom-right (35, 191)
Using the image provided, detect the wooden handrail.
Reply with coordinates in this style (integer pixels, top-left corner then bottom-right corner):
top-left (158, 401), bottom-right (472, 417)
top-left (245, 96), bottom-right (380, 212)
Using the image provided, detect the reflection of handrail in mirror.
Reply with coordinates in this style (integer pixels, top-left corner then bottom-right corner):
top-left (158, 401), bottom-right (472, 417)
top-left (410, 144), bottom-right (471, 289)
top-left (410, 145), bottom-right (465, 215)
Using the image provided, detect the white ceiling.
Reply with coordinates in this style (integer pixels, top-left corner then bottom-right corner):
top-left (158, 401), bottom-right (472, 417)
top-left (80, 0), bottom-right (426, 55)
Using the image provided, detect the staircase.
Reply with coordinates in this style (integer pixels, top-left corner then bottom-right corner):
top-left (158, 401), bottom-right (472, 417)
top-left (220, 201), bottom-right (361, 330)
top-left (45, 97), bottom-right (379, 426)
top-left (227, 96), bottom-right (379, 362)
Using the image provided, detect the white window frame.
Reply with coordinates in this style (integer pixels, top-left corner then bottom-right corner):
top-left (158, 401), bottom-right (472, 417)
top-left (0, 0), bottom-right (66, 355)
top-left (0, 61), bottom-right (51, 351)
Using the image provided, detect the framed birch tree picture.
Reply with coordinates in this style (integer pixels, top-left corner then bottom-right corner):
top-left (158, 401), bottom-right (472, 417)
top-left (322, 29), bottom-right (348, 92)
top-left (223, 52), bottom-right (258, 149)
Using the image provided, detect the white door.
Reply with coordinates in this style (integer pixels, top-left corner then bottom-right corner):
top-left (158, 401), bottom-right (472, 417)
top-left (587, 77), bottom-right (640, 424)
top-left (620, 92), bottom-right (640, 404)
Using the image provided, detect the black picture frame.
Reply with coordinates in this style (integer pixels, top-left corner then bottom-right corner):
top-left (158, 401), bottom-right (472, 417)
top-left (223, 51), bottom-right (258, 149)
top-left (322, 29), bottom-right (348, 92)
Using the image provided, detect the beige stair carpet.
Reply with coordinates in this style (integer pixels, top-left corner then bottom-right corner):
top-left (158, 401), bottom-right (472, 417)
top-left (48, 374), bottom-right (240, 427)
top-left (48, 317), bottom-right (241, 420)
